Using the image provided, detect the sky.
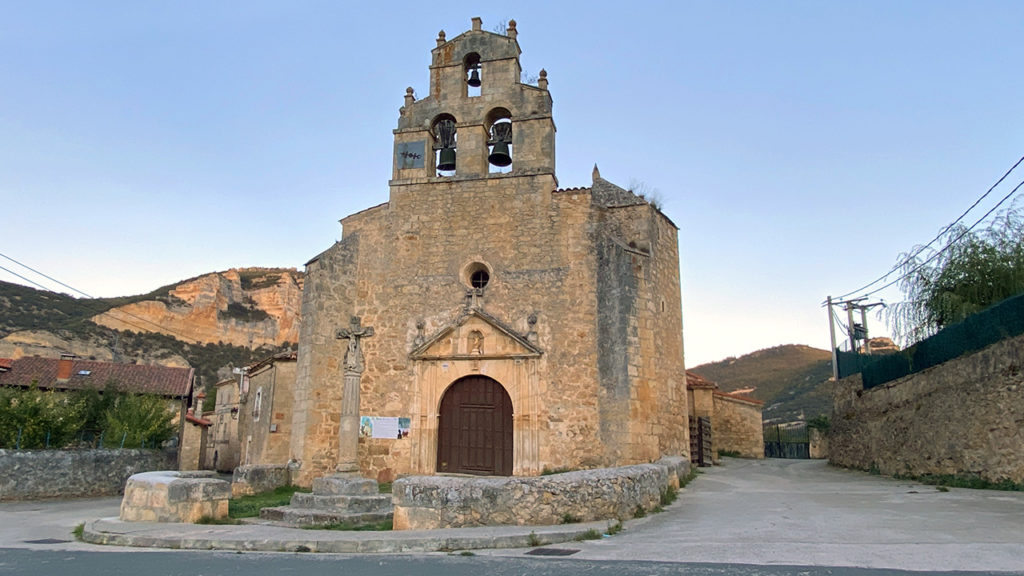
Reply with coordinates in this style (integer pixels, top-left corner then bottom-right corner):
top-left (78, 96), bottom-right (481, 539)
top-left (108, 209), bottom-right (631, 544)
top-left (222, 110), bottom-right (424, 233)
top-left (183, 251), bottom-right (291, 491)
top-left (1, 2), bottom-right (1022, 367)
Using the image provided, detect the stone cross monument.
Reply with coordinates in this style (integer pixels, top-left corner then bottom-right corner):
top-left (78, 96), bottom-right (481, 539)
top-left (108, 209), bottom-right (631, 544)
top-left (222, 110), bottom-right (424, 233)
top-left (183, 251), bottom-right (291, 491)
top-left (334, 316), bottom-right (374, 474)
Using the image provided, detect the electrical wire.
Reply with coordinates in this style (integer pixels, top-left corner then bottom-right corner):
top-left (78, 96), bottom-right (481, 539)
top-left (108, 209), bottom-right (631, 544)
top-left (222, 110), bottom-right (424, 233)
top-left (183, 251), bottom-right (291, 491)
top-left (836, 154), bottom-right (1024, 300)
top-left (859, 177), bottom-right (1024, 299)
top-left (0, 251), bottom-right (200, 342)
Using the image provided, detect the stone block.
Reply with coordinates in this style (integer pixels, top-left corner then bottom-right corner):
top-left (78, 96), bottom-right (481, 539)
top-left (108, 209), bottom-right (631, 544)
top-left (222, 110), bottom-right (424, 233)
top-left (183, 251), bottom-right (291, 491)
top-left (120, 470), bottom-right (230, 523)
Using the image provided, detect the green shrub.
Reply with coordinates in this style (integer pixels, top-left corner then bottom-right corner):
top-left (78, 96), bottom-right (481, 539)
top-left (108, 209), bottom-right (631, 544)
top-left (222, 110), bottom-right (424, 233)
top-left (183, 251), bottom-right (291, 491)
top-left (104, 393), bottom-right (176, 448)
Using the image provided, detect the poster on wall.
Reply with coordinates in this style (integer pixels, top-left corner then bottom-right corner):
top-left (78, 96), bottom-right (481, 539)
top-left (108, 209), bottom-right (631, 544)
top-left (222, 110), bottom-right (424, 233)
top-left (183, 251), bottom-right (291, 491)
top-left (359, 416), bottom-right (411, 439)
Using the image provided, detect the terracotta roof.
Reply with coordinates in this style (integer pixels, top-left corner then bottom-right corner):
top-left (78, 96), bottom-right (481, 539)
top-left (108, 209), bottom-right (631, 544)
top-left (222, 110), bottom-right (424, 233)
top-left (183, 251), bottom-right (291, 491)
top-left (0, 356), bottom-right (194, 398)
top-left (0, 358), bottom-right (12, 371)
top-left (713, 389), bottom-right (765, 406)
top-left (686, 371), bottom-right (718, 390)
top-left (185, 412), bottom-right (212, 426)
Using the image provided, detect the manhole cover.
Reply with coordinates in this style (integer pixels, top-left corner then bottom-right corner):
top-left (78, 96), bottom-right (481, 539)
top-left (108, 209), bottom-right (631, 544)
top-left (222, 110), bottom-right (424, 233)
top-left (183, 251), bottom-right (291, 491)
top-left (24, 538), bottom-right (72, 544)
top-left (525, 548), bottom-right (579, 556)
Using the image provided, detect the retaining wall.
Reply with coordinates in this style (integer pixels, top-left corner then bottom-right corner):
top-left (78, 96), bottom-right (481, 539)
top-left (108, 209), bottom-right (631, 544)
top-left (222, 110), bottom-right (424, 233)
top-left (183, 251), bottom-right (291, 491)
top-left (392, 457), bottom-right (689, 530)
top-left (830, 334), bottom-right (1024, 483)
top-left (0, 449), bottom-right (176, 500)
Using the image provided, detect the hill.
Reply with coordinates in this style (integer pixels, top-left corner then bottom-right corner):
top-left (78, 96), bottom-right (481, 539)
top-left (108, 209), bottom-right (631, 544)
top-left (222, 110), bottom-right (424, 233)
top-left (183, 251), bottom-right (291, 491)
top-left (690, 344), bottom-right (833, 424)
top-left (0, 268), bottom-right (302, 389)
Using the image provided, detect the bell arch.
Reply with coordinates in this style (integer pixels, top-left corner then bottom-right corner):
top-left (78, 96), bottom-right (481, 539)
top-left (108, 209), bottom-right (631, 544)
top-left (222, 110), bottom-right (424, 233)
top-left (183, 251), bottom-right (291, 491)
top-left (485, 107), bottom-right (513, 172)
top-left (431, 113), bottom-right (458, 175)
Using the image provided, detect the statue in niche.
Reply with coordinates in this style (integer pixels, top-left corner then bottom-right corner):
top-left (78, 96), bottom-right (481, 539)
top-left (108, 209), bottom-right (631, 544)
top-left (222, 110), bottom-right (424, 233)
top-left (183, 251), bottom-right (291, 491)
top-left (469, 330), bottom-right (484, 355)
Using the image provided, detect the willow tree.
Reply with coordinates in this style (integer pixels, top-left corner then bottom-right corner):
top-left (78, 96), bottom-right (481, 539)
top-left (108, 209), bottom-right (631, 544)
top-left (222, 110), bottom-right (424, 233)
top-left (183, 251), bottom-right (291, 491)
top-left (887, 202), bottom-right (1024, 346)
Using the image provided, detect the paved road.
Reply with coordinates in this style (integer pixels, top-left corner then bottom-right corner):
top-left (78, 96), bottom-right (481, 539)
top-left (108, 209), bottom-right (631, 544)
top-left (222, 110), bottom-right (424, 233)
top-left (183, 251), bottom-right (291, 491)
top-left (1, 458), bottom-right (1023, 574)
top-left (490, 458), bottom-right (1024, 573)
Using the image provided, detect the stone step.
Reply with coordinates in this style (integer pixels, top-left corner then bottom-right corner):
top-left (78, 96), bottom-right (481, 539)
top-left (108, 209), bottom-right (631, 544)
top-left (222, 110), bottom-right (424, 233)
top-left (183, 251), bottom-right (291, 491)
top-left (289, 492), bottom-right (392, 514)
top-left (259, 505), bottom-right (393, 527)
top-left (311, 475), bottom-right (379, 496)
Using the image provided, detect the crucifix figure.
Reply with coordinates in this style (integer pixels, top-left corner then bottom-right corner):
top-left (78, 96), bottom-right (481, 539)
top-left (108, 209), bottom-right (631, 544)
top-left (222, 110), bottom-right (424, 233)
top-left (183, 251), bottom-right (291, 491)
top-left (334, 316), bottom-right (374, 473)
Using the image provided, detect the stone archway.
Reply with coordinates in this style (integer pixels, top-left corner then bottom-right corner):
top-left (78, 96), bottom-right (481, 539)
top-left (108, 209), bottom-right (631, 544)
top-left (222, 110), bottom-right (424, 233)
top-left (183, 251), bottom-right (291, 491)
top-left (436, 375), bottom-right (513, 476)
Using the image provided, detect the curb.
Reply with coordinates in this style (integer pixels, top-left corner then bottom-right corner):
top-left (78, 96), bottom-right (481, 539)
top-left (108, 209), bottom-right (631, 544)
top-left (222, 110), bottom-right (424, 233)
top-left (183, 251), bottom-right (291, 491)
top-left (81, 517), bottom-right (616, 553)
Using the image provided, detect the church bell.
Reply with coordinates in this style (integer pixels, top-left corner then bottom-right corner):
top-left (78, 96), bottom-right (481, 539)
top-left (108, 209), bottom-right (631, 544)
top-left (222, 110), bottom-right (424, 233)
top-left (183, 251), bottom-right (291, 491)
top-left (467, 67), bottom-right (481, 88)
top-left (487, 142), bottom-right (512, 167)
top-left (437, 148), bottom-right (457, 171)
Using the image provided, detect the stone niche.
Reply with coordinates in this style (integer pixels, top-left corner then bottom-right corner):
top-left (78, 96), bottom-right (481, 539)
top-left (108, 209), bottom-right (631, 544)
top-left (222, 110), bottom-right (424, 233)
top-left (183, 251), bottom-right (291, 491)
top-left (392, 457), bottom-right (689, 530)
top-left (120, 470), bottom-right (231, 523)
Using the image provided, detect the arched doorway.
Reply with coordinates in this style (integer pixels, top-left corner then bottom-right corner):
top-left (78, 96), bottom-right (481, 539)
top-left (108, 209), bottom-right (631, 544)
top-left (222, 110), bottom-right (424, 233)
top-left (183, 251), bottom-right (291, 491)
top-left (437, 376), bottom-right (513, 476)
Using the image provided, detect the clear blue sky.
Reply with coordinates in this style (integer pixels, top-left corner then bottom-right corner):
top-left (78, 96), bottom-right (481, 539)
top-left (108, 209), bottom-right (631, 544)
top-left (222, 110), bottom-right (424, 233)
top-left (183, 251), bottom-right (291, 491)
top-left (2, 2), bottom-right (1022, 366)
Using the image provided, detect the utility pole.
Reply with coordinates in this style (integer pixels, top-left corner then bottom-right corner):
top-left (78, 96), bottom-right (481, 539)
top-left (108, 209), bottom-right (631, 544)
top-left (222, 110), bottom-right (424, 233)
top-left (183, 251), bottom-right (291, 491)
top-left (826, 295), bottom-right (839, 381)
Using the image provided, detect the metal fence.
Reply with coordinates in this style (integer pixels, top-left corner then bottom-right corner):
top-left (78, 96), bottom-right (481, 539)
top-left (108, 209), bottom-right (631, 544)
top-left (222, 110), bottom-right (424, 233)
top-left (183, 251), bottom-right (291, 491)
top-left (763, 424), bottom-right (810, 459)
top-left (837, 292), bottom-right (1024, 389)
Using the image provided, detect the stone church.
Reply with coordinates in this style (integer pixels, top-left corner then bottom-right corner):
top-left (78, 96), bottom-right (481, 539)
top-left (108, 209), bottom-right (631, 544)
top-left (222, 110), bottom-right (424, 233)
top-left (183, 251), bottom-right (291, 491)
top-left (287, 18), bottom-right (689, 486)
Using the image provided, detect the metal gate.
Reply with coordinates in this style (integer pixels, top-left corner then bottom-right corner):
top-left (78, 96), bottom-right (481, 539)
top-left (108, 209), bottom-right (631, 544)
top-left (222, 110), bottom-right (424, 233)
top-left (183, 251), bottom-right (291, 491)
top-left (763, 424), bottom-right (810, 459)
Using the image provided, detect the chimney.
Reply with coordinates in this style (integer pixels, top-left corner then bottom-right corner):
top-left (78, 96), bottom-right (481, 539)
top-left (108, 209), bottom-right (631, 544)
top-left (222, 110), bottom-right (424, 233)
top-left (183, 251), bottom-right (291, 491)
top-left (57, 354), bottom-right (75, 381)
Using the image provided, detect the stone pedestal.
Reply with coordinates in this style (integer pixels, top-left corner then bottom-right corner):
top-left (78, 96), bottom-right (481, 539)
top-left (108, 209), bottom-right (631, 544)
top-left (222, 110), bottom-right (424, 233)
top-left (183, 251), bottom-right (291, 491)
top-left (260, 473), bottom-right (392, 527)
top-left (120, 470), bottom-right (231, 523)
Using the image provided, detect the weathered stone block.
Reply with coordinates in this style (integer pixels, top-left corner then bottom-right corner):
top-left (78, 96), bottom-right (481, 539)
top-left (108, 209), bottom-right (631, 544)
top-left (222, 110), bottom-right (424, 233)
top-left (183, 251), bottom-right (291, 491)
top-left (120, 470), bottom-right (230, 523)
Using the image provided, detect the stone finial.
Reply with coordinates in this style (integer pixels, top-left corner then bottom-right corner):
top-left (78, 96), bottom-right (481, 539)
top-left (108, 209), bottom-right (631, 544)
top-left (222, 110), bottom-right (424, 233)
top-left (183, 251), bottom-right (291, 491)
top-left (538, 68), bottom-right (548, 90)
top-left (436, 30), bottom-right (446, 46)
top-left (471, 17), bottom-right (482, 31)
top-left (404, 87), bottom-right (415, 107)
top-left (507, 19), bottom-right (517, 39)
top-left (592, 163), bottom-right (601, 182)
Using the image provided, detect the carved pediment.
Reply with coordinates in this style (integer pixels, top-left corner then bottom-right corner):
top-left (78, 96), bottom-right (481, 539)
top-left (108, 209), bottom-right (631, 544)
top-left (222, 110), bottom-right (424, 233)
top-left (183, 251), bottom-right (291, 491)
top-left (410, 308), bottom-right (542, 360)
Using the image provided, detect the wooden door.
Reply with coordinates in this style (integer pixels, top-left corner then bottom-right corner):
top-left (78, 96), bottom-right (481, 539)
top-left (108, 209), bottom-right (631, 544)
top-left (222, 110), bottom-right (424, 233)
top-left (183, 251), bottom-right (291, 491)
top-left (437, 376), bottom-right (513, 476)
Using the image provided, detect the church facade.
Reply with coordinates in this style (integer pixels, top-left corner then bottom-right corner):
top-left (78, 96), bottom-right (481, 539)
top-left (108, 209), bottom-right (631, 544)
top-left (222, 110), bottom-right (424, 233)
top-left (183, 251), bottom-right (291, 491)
top-left (288, 18), bottom-right (689, 485)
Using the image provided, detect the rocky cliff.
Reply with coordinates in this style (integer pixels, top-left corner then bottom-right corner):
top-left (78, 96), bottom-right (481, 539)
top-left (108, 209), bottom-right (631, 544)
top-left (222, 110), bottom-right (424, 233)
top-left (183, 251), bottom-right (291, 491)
top-left (91, 268), bottom-right (303, 348)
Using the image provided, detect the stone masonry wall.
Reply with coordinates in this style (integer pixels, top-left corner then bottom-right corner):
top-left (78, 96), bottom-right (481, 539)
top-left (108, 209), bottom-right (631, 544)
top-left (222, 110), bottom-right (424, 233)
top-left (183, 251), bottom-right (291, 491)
top-left (830, 334), bottom-right (1024, 483)
top-left (712, 393), bottom-right (764, 459)
top-left (0, 449), bottom-right (176, 500)
top-left (392, 457), bottom-right (690, 530)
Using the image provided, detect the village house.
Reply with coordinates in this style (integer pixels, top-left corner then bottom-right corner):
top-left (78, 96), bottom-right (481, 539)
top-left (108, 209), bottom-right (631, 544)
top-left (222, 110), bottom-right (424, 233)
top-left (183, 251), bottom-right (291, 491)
top-left (0, 354), bottom-right (195, 462)
top-left (686, 371), bottom-right (765, 463)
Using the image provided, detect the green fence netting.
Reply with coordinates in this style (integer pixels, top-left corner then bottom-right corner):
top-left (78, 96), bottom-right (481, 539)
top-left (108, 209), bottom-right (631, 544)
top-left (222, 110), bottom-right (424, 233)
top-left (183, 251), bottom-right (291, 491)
top-left (837, 291), bottom-right (1024, 389)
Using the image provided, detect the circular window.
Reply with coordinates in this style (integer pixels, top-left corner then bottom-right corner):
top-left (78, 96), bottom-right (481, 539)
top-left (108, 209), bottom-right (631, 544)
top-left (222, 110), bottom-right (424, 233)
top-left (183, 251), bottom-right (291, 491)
top-left (471, 269), bottom-right (490, 288)
top-left (461, 261), bottom-right (493, 290)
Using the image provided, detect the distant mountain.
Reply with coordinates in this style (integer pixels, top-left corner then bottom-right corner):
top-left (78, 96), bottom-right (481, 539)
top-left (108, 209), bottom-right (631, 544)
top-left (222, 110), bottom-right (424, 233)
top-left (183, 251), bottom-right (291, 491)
top-left (0, 268), bottom-right (302, 388)
top-left (690, 344), bottom-right (833, 424)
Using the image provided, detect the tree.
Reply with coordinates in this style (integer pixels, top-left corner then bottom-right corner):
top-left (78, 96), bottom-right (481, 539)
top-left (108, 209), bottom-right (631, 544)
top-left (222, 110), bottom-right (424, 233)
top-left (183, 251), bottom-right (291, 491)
top-left (888, 202), bottom-right (1024, 345)
top-left (104, 393), bottom-right (177, 448)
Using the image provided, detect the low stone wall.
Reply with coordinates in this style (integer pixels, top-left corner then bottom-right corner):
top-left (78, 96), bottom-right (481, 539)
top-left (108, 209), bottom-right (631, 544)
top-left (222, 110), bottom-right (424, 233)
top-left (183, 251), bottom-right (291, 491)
top-left (0, 449), bottom-right (176, 501)
top-left (392, 457), bottom-right (689, 530)
top-left (231, 464), bottom-right (290, 497)
top-left (121, 470), bottom-right (230, 523)
top-left (831, 334), bottom-right (1024, 483)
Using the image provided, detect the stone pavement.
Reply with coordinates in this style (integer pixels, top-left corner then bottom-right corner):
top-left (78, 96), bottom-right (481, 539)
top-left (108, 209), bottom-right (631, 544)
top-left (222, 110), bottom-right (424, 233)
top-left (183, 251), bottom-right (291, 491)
top-left (5, 458), bottom-right (1024, 573)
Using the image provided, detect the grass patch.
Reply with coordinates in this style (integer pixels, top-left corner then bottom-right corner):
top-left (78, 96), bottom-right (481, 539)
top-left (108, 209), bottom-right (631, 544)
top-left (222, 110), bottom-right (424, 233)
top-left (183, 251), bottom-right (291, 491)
top-left (605, 521), bottom-right (623, 536)
top-left (229, 485), bottom-right (309, 519)
top-left (573, 529), bottom-right (602, 541)
top-left (936, 485), bottom-right (950, 493)
top-left (679, 467), bottom-right (699, 488)
top-left (458, 550), bottom-right (475, 556)
top-left (72, 523), bottom-right (84, 540)
top-left (560, 512), bottom-right (582, 524)
top-left (660, 485), bottom-right (678, 506)
top-left (717, 450), bottom-right (742, 458)
top-left (540, 466), bottom-right (576, 476)
top-left (633, 505), bottom-right (646, 519)
top-left (909, 473), bottom-right (1024, 492)
top-left (377, 482), bottom-right (392, 494)
top-left (302, 519), bottom-right (393, 531)
top-left (195, 515), bottom-right (241, 525)
top-left (650, 504), bottom-right (664, 514)
top-left (527, 531), bottom-right (541, 547)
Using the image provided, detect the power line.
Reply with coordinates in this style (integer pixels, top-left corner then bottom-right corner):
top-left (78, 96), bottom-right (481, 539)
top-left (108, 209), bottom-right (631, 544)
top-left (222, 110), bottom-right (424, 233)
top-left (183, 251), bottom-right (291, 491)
top-left (859, 177), bottom-right (1024, 299)
top-left (0, 251), bottom-right (199, 342)
top-left (836, 154), bottom-right (1024, 300)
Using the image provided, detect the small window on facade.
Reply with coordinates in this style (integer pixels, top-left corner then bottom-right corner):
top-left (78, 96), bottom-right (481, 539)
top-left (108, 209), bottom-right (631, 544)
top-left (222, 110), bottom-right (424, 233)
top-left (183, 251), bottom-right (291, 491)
top-left (471, 269), bottom-right (490, 288)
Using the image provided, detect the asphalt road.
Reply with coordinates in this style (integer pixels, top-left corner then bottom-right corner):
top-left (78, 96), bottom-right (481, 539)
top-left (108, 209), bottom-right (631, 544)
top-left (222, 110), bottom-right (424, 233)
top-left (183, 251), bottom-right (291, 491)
top-left (0, 549), bottom-right (1014, 576)
top-left (1, 458), bottom-right (1023, 575)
